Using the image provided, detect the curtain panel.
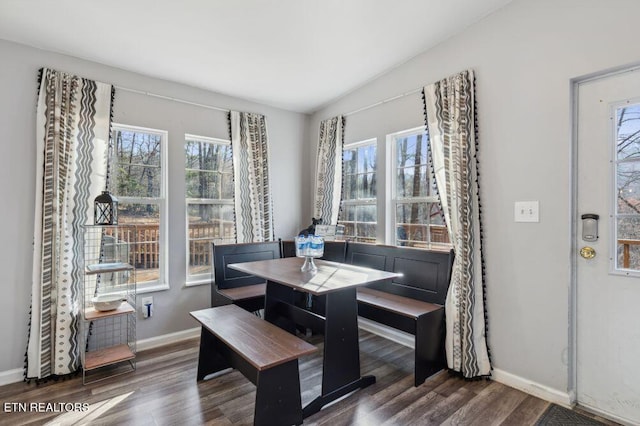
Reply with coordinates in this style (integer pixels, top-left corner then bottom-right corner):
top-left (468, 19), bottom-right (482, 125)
top-left (423, 69), bottom-right (491, 378)
top-left (313, 116), bottom-right (344, 225)
top-left (27, 68), bottom-right (113, 379)
top-left (229, 111), bottom-right (275, 243)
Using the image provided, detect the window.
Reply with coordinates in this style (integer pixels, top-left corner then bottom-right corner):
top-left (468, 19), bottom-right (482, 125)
top-left (185, 135), bottom-right (235, 283)
top-left (339, 139), bottom-right (377, 243)
top-left (110, 124), bottom-right (167, 290)
top-left (614, 103), bottom-right (640, 272)
top-left (337, 127), bottom-right (451, 248)
top-left (388, 127), bottom-right (449, 249)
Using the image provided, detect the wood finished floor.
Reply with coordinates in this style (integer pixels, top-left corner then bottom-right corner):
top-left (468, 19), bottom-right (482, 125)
top-left (0, 331), bottom-right (615, 425)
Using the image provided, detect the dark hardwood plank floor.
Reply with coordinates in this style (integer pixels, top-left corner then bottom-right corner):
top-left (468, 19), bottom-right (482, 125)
top-left (0, 331), bottom-right (612, 425)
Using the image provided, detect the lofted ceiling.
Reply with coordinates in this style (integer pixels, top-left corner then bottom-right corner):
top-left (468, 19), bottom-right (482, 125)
top-left (0, 0), bottom-right (512, 113)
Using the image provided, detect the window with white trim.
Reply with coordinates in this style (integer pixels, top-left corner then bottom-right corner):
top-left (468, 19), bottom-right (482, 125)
top-left (185, 135), bottom-right (235, 283)
top-left (110, 124), bottom-right (167, 290)
top-left (339, 139), bottom-right (377, 243)
top-left (388, 127), bottom-right (450, 249)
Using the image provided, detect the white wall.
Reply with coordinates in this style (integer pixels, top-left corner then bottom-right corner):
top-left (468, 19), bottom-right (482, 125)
top-left (310, 0), bottom-right (640, 395)
top-left (0, 39), bottom-right (308, 374)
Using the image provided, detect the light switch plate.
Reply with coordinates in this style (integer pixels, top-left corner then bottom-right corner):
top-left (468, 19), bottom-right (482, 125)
top-left (514, 201), bottom-right (539, 223)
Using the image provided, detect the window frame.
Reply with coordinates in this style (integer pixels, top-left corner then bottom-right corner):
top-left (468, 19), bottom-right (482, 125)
top-left (610, 100), bottom-right (640, 277)
top-left (386, 126), bottom-right (450, 249)
top-left (184, 134), bottom-right (235, 286)
top-left (110, 123), bottom-right (169, 293)
top-left (339, 138), bottom-right (378, 243)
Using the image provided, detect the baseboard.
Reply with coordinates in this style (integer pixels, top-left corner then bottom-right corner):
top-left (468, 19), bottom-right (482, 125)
top-left (358, 317), bottom-right (414, 348)
top-left (0, 328), bottom-right (201, 386)
top-left (358, 320), bottom-right (572, 408)
top-left (578, 402), bottom-right (637, 426)
top-left (492, 368), bottom-right (572, 407)
top-left (0, 368), bottom-right (24, 386)
top-left (137, 327), bottom-right (200, 352)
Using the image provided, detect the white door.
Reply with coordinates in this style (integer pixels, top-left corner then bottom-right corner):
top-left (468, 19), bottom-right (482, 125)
top-left (576, 68), bottom-right (640, 425)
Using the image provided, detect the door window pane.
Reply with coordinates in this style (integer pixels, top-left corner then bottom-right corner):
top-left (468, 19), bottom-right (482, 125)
top-left (614, 104), bottom-right (640, 271)
top-left (617, 162), bottom-right (640, 214)
top-left (616, 105), bottom-right (640, 160)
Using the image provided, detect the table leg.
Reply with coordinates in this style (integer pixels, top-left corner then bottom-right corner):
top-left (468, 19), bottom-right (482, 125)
top-left (303, 288), bottom-right (376, 418)
top-left (264, 280), bottom-right (297, 334)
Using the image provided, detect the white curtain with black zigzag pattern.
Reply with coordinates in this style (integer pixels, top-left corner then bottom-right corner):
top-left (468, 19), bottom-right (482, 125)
top-left (313, 116), bottom-right (344, 225)
top-left (27, 68), bottom-right (113, 379)
top-left (423, 69), bottom-right (491, 378)
top-left (229, 111), bottom-right (275, 243)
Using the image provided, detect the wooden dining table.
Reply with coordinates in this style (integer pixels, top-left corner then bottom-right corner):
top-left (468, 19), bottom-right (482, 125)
top-left (228, 256), bottom-right (401, 418)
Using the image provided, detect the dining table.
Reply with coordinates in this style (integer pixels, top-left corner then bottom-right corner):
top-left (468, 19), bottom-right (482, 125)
top-left (228, 256), bottom-right (401, 418)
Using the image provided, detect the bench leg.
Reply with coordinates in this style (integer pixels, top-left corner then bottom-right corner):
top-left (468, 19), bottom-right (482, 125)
top-left (196, 327), bottom-right (231, 381)
top-left (254, 359), bottom-right (303, 426)
top-left (415, 309), bottom-right (446, 386)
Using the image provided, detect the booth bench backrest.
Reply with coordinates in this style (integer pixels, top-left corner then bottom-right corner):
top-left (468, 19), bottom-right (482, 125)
top-left (212, 241), bottom-right (282, 290)
top-left (345, 243), bottom-right (454, 306)
top-left (213, 240), bottom-right (452, 305)
top-left (280, 240), bottom-right (347, 263)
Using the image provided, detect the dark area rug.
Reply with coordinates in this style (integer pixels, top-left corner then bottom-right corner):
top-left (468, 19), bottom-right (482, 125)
top-left (535, 404), bottom-right (606, 425)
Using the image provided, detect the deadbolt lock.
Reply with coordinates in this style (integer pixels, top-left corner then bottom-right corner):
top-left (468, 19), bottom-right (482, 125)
top-left (580, 246), bottom-right (596, 259)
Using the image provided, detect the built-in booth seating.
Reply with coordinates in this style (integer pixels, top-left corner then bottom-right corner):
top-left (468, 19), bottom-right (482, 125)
top-left (191, 304), bottom-right (317, 426)
top-left (210, 239), bottom-right (453, 386)
top-left (345, 243), bottom-right (454, 386)
top-left (211, 241), bottom-right (281, 312)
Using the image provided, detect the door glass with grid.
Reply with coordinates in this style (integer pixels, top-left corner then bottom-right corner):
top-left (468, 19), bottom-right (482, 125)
top-left (615, 103), bottom-right (640, 272)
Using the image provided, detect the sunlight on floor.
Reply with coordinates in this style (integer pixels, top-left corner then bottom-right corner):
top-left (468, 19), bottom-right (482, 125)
top-left (44, 391), bottom-right (133, 426)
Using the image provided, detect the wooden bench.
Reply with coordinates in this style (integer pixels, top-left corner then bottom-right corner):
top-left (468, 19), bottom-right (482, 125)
top-left (211, 241), bottom-right (281, 312)
top-left (191, 304), bottom-right (317, 426)
top-left (345, 243), bottom-right (454, 386)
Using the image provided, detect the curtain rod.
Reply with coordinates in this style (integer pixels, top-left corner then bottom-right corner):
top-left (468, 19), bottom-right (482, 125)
top-left (115, 83), bottom-right (425, 117)
top-left (114, 85), bottom-right (230, 113)
top-left (343, 86), bottom-right (423, 117)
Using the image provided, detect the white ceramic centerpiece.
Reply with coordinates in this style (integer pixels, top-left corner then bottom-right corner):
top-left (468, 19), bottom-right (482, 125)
top-left (294, 235), bottom-right (324, 272)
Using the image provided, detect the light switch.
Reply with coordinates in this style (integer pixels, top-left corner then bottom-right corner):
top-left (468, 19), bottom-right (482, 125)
top-left (514, 201), bottom-right (539, 223)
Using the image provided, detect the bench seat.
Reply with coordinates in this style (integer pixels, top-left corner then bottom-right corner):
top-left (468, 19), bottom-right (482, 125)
top-left (217, 283), bottom-right (266, 305)
top-left (357, 287), bottom-right (442, 319)
top-left (346, 243), bottom-right (453, 386)
top-left (191, 304), bottom-right (317, 425)
top-left (212, 241), bottom-right (281, 313)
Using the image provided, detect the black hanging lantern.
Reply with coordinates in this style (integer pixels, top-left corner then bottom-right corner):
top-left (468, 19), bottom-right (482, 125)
top-left (94, 191), bottom-right (118, 225)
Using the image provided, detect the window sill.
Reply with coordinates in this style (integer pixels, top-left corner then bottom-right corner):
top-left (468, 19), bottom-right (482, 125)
top-left (137, 282), bottom-right (170, 294)
top-left (184, 279), bottom-right (210, 288)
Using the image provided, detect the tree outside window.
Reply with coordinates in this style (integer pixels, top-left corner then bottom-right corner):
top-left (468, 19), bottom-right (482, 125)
top-left (110, 125), bottom-right (166, 287)
top-left (391, 128), bottom-right (450, 249)
top-left (185, 135), bottom-right (235, 283)
top-left (615, 104), bottom-right (640, 270)
top-left (339, 140), bottom-right (377, 243)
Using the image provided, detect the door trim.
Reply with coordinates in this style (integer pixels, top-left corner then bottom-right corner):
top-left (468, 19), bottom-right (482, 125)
top-left (569, 61), bottom-right (640, 409)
